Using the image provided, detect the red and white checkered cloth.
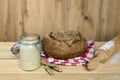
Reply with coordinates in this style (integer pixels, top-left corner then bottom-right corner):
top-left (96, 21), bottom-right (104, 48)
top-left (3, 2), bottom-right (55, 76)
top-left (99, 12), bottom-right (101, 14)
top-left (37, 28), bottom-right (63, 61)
top-left (41, 40), bottom-right (95, 66)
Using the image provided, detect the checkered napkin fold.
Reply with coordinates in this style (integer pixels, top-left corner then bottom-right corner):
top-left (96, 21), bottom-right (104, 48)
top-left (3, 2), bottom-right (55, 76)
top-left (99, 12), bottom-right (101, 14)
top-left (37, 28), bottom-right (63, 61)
top-left (41, 40), bottom-right (95, 66)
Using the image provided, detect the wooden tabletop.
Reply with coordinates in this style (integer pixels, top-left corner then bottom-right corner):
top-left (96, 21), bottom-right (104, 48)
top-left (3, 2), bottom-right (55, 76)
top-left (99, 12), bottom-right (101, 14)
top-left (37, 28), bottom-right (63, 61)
top-left (0, 42), bottom-right (120, 80)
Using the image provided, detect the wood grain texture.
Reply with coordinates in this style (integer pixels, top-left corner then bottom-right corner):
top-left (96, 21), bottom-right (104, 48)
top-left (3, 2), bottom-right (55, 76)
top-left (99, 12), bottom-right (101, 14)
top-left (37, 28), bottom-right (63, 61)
top-left (0, 0), bottom-right (22, 41)
top-left (42, 0), bottom-right (65, 35)
top-left (0, 42), bottom-right (120, 80)
top-left (0, 0), bottom-right (120, 41)
top-left (100, 0), bottom-right (120, 41)
top-left (22, 0), bottom-right (65, 37)
top-left (0, 0), bottom-right (8, 41)
top-left (65, 0), bottom-right (101, 40)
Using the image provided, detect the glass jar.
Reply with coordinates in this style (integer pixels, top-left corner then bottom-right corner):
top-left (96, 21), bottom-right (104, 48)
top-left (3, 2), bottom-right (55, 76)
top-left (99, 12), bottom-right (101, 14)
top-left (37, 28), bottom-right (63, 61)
top-left (11, 34), bottom-right (41, 71)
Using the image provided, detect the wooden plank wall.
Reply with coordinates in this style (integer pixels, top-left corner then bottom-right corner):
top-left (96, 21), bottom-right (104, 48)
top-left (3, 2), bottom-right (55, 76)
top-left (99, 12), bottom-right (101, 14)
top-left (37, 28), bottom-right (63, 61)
top-left (0, 0), bottom-right (120, 41)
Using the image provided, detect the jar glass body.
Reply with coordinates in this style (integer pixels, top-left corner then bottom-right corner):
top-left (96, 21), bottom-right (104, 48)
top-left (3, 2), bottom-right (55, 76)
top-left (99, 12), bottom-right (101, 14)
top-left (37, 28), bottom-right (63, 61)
top-left (19, 34), bottom-right (41, 71)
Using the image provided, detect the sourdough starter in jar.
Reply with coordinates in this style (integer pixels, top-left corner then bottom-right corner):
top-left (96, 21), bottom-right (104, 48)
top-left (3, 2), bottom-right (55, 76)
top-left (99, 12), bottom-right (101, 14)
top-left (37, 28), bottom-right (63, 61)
top-left (19, 34), bottom-right (41, 71)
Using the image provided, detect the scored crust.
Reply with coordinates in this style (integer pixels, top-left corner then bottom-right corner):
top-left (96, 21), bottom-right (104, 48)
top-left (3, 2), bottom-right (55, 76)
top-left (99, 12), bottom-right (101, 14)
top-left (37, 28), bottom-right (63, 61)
top-left (42, 31), bottom-right (87, 59)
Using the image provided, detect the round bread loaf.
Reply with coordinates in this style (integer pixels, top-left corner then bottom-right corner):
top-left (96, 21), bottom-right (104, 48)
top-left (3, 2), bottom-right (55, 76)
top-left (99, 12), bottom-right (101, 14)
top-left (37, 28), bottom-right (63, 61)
top-left (42, 31), bottom-right (87, 59)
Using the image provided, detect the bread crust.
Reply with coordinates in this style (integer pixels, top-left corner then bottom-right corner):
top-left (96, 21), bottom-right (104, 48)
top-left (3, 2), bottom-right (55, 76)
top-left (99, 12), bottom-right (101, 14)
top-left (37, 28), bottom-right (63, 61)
top-left (42, 31), bottom-right (87, 59)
